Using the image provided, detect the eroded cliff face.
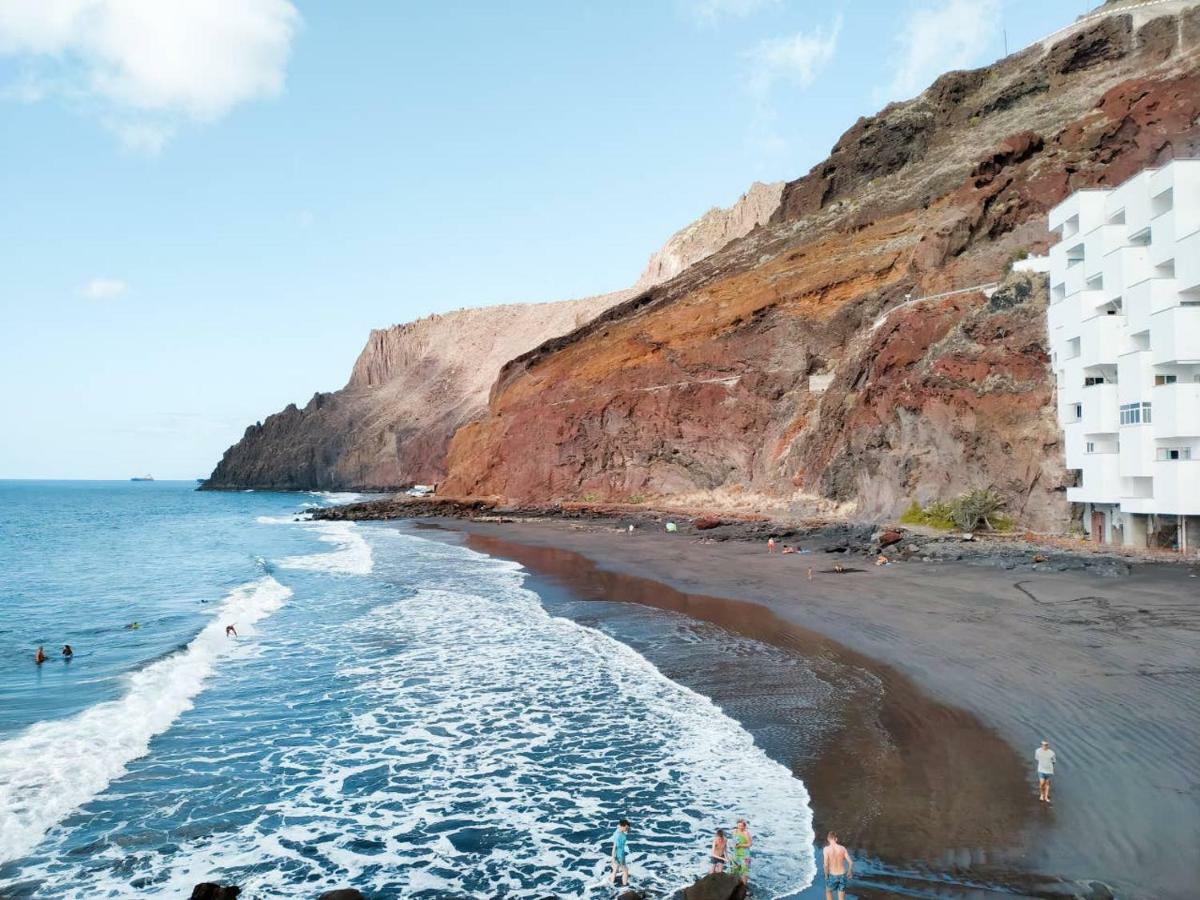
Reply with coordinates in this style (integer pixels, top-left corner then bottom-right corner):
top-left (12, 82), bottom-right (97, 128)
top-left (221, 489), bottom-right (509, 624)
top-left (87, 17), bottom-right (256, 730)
top-left (205, 166), bottom-right (784, 490)
top-left (634, 181), bottom-right (784, 290)
top-left (203, 295), bottom-right (627, 491)
top-left (443, 10), bottom-right (1200, 529)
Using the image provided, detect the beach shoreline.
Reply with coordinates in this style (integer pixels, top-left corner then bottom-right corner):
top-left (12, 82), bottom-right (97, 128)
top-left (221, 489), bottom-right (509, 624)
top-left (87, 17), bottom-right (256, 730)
top-left (397, 515), bottom-right (1199, 899)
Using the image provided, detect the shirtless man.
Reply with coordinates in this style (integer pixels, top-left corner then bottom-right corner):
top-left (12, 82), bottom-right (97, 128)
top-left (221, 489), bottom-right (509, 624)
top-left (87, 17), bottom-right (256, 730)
top-left (822, 831), bottom-right (853, 900)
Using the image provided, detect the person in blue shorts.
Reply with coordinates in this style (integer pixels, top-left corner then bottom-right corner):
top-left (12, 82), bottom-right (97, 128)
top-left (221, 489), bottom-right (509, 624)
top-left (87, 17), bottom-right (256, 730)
top-left (610, 819), bottom-right (631, 886)
top-left (823, 831), bottom-right (853, 900)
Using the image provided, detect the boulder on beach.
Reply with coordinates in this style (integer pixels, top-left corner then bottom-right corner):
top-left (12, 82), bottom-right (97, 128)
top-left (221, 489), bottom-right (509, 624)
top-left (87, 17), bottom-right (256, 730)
top-left (189, 885), bottom-right (241, 900)
top-left (674, 872), bottom-right (748, 900)
top-left (616, 890), bottom-right (646, 900)
top-left (317, 891), bottom-right (366, 900)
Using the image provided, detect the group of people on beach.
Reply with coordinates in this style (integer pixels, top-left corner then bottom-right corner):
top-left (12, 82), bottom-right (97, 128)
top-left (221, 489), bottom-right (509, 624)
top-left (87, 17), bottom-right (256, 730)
top-left (33, 644), bottom-right (72, 664)
top-left (608, 819), bottom-right (856, 900)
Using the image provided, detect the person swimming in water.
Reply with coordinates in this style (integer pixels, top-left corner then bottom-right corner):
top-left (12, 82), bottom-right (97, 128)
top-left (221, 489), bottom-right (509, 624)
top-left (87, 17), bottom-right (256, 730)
top-left (35, 646), bottom-right (46, 665)
top-left (61, 644), bottom-right (73, 658)
top-left (225, 624), bottom-right (238, 638)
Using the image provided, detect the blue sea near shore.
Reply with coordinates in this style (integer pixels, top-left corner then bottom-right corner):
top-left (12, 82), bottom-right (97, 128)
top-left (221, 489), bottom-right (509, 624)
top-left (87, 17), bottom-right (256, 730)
top-left (0, 481), bottom-right (816, 898)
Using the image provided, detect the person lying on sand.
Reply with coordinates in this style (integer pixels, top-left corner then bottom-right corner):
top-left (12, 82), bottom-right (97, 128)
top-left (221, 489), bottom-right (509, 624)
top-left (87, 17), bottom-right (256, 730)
top-left (875, 554), bottom-right (889, 566)
top-left (1035, 739), bottom-right (1057, 803)
top-left (823, 831), bottom-right (853, 900)
top-left (782, 545), bottom-right (797, 554)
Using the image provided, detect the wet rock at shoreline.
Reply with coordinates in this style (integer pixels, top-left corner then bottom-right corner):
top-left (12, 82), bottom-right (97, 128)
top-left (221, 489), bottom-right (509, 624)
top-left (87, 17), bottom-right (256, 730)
top-left (189, 885), bottom-right (241, 900)
top-left (674, 873), bottom-right (748, 900)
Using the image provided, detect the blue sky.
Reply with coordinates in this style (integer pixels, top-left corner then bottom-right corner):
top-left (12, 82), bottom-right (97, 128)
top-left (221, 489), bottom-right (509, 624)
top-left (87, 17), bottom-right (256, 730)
top-left (0, 0), bottom-right (1095, 479)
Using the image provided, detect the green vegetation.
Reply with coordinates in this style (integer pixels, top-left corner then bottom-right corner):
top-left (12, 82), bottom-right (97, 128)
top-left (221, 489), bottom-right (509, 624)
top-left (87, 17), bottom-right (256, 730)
top-left (901, 489), bottom-right (1013, 532)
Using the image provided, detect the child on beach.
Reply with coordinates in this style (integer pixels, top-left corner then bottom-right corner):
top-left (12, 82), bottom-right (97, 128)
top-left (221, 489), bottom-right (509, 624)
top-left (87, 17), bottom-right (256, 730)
top-left (709, 828), bottom-right (728, 873)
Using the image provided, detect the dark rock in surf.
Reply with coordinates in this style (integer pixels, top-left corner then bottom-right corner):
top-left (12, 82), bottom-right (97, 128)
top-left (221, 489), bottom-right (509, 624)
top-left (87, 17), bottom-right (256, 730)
top-left (189, 885), bottom-right (241, 900)
top-left (616, 891), bottom-right (646, 900)
top-left (317, 891), bottom-right (366, 900)
top-left (674, 872), bottom-right (748, 900)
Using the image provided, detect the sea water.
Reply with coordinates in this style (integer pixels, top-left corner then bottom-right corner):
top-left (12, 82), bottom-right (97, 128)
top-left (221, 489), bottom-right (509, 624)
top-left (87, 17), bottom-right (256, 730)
top-left (0, 481), bottom-right (814, 898)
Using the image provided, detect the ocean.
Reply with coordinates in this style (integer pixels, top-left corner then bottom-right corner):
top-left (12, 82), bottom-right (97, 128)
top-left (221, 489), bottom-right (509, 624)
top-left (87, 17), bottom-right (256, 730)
top-left (0, 481), bottom-right (815, 898)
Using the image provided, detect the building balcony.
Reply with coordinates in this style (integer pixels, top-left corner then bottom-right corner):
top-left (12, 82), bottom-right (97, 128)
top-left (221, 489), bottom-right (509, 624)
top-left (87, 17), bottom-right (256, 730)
top-left (1079, 314), bottom-right (1124, 368)
top-left (1080, 384), bottom-right (1119, 434)
top-left (1119, 424), bottom-right (1155, 478)
top-left (1177, 230), bottom-right (1200, 294)
top-left (1123, 278), bottom-right (1177, 336)
top-left (1103, 245), bottom-right (1149, 296)
top-left (1067, 452), bottom-right (1121, 504)
top-left (1150, 208), bottom-right (1175, 269)
top-left (1117, 349), bottom-right (1153, 404)
top-left (1151, 305), bottom-right (1200, 364)
top-left (1152, 459), bottom-right (1200, 515)
top-left (1153, 383), bottom-right (1200, 437)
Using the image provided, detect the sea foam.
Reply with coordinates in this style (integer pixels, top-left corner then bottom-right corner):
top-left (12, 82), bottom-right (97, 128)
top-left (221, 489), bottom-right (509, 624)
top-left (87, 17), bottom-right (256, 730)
top-left (276, 522), bottom-right (374, 576)
top-left (0, 576), bottom-right (292, 865)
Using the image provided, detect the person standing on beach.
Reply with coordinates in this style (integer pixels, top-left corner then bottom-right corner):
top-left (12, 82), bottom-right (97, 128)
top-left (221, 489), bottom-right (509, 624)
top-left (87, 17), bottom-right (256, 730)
top-left (731, 819), bottom-right (752, 885)
top-left (610, 819), bottom-right (631, 886)
top-left (1035, 739), bottom-right (1057, 802)
top-left (823, 831), bottom-right (853, 899)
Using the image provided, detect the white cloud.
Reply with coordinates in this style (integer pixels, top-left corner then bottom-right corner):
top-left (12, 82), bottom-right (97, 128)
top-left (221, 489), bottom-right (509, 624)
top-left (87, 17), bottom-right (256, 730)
top-left (746, 16), bottom-right (842, 97)
top-left (685, 0), bottom-right (780, 23)
top-left (884, 0), bottom-right (1002, 102)
top-left (80, 277), bottom-right (128, 299)
top-left (0, 0), bottom-right (300, 151)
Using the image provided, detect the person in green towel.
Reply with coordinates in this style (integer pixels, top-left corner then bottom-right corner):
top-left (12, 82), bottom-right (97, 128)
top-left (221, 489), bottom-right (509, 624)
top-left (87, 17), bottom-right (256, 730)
top-left (731, 819), bottom-right (752, 885)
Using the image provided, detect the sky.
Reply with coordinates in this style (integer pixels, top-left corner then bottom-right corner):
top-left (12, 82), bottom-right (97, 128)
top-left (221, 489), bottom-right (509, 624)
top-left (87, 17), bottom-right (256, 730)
top-left (0, 0), bottom-right (1099, 479)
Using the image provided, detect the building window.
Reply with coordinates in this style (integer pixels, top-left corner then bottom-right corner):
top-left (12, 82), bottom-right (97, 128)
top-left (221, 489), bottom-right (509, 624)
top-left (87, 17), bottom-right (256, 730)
top-left (1086, 442), bottom-right (1095, 453)
top-left (1155, 374), bottom-right (1177, 386)
top-left (1157, 447), bottom-right (1192, 461)
top-left (1071, 403), bottom-right (1082, 422)
top-left (1119, 402), bottom-right (1152, 425)
top-left (1084, 376), bottom-right (1106, 387)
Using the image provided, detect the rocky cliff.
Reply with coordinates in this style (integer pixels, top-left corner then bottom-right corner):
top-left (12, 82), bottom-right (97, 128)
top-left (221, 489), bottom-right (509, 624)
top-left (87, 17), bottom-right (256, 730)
top-left (202, 295), bottom-right (628, 491)
top-left (204, 179), bottom-right (782, 490)
top-left (442, 8), bottom-right (1200, 529)
top-left (634, 181), bottom-right (784, 290)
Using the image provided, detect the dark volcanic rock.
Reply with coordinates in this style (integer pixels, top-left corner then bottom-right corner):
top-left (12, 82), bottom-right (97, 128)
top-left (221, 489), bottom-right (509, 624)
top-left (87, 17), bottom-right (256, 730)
top-left (675, 873), bottom-right (748, 900)
top-left (190, 885), bottom-right (241, 900)
top-left (317, 891), bottom-right (366, 900)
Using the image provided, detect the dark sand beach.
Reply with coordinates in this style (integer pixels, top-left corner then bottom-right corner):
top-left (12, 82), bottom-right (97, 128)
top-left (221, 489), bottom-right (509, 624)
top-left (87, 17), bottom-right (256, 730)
top-left (415, 518), bottom-right (1200, 899)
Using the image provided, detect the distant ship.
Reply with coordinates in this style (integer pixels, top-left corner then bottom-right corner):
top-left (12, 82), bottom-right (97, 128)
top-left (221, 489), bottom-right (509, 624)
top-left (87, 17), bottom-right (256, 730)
top-left (130, 475), bottom-right (155, 482)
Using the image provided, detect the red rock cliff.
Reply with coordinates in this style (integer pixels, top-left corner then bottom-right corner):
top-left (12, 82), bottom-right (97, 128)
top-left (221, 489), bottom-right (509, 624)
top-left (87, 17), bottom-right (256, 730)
top-left (442, 10), bottom-right (1200, 529)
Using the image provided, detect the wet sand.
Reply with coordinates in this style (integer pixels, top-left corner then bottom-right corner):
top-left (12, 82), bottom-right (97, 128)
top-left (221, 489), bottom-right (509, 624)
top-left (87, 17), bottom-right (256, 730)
top-left (424, 519), bottom-right (1200, 899)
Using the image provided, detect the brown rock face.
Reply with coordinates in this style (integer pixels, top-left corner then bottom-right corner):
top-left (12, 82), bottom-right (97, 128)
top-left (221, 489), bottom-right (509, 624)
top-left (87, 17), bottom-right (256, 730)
top-left (443, 13), bottom-right (1200, 528)
top-left (203, 296), bottom-right (626, 491)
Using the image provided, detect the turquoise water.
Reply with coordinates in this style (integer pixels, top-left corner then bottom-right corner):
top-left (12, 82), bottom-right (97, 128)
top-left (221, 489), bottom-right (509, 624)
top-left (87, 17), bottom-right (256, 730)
top-left (0, 482), bottom-right (815, 898)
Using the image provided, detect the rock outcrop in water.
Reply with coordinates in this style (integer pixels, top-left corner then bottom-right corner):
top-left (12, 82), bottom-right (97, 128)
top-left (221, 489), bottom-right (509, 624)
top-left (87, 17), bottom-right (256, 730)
top-left (441, 8), bottom-right (1200, 529)
top-left (203, 183), bottom-right (784, 492)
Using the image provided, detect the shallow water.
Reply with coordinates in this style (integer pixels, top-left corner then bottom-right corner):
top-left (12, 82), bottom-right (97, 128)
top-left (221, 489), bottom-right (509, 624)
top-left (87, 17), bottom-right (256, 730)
top-left (0, 482), bottom-right (816, 897)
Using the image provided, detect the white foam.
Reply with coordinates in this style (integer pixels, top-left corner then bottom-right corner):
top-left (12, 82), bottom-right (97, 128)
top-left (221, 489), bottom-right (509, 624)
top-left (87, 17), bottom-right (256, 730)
top-left (0, 576), bottom-right (292, 865)
top-left (304, 491), bottom-right (362, 506)
top-left (276, 522), bottom-right (373, 576)
top-left (255, 513), bottom-right (311, 525)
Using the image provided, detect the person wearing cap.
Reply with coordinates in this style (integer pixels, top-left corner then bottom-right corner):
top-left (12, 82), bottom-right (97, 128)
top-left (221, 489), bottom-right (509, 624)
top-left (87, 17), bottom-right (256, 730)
top-left (1035, 739), bottom-right (1057, 802)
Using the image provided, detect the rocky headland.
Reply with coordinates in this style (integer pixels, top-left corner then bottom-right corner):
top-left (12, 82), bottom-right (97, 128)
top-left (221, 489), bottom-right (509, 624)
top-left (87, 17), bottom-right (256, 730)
top-left (208, 4), bottom-right (1200, 534)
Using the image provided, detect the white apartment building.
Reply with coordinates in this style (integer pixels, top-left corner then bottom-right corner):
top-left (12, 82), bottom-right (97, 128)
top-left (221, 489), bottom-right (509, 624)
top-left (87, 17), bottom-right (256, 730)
top-left (1047, 159), bottom-right (1200, 552)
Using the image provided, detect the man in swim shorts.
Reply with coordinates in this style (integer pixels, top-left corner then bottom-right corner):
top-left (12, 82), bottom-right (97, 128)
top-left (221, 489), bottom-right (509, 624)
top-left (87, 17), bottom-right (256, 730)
top-left (610, 819), bottom-right (630, 886)
top-left (823, 831), bottom-right (853, 900)
top-left (1035, 739), bottom-right (1057, 803)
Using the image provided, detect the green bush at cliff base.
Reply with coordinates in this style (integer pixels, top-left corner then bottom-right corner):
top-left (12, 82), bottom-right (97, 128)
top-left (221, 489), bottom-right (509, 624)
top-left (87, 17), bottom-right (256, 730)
top-left (901, 491), bottom-right (1013, 532)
